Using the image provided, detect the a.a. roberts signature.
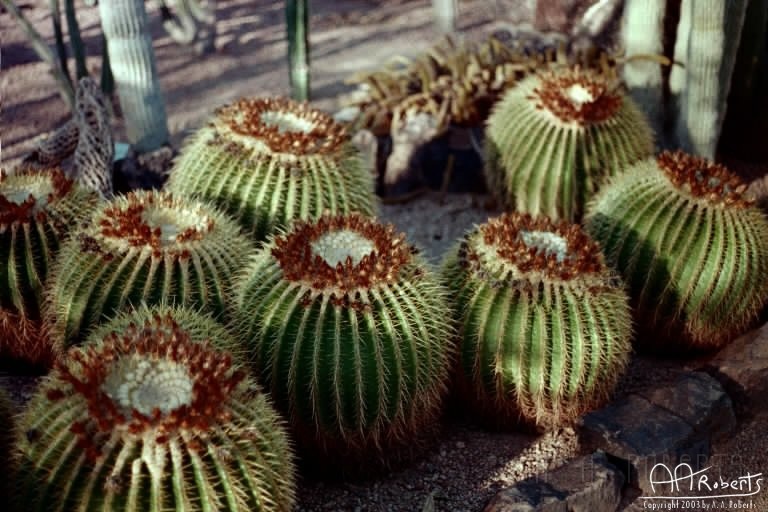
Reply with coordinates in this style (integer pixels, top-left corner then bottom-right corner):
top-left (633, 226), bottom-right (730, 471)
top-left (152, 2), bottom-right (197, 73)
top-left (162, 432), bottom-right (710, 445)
top-left (641, 463), bottom-right (764, 499)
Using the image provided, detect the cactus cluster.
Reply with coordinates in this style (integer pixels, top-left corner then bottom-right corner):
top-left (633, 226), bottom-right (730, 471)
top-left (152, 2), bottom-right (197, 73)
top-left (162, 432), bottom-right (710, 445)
top-left (168, 97), bottom-right (378, 242)
top-left (442, 212), bottom-right (632, 429)
top-left (232, 213), bottom-right (453, 470)
top-left (586, 150), bottom-right (768, 351)
top-left (0, 167), bottom-right (99, 366)
top-left (45, 189), bottom-right (254, 348)
top-left (14, 306), bottom-right (296, 511)
top-left (484, 62), bottom-right (654, 221)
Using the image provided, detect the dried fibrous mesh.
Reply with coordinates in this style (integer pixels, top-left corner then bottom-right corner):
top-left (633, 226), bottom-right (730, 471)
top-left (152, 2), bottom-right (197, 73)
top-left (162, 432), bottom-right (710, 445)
top-left (20, 120), bottom-right (79, 169)
top-left (73, 77), bottom-right (114, 199)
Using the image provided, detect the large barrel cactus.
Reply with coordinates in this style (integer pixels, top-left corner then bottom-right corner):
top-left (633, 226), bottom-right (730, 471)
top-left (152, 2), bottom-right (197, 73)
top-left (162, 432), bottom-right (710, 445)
top-left (585, 150), bottom-right (768, 352)
top-left (442, 212), bottom-right (633, 429)
top-left (45, 189), bottom-right (255, 348)
top-left (484, 64), bottom-right (654, 221)
top-left (13, 306), bottom-right (296, 511)
top-left (0, 167), bottom-right (99, 366)
top-left (232, 213), bottom-right (453, 472)
top-left (167, 96), bottom-right (378, 242)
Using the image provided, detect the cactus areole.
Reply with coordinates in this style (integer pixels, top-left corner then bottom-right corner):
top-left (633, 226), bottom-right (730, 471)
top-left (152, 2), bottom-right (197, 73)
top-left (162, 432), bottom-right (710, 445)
top-left (531, 67), bottom-right (623, 125)
top-left (657, 150), bottom-right (750, 207)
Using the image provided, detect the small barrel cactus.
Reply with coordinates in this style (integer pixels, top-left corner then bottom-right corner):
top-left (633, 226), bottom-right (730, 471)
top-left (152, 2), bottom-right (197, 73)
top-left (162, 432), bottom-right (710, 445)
top-left (585, 150), bottom-right (768, 352)
top-left (484, 64), bottom-right (654, 221)
top-left (167, 96), bottom-right (379, 242)
top-left (442, 212), bottom-right (633, 429)
top-left (0, 167), bottom-right (99, 366)
top-left (45, 189), bottom-right (255, 348)
top-left (13, 307), bottom-right (296, 511)
top-left (232, 213), bottom-right (453, 471)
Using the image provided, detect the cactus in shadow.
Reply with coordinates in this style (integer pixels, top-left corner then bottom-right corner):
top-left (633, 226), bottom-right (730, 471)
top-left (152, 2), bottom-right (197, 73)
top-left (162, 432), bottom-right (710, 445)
top-left (0, 167), bottom-right (100, 367)
top-left (13, 307), bottom-right (296, 511)
top-left (585, 151), bottom-right (768, 352)
top-left (232, 213), bottom-right (454, 473)
top-left (442, 212), bottom-right (633, 430)
top-left (44, 190), bottom-right (255, 348)
top-left (99, 0), bottom-right (170, 152)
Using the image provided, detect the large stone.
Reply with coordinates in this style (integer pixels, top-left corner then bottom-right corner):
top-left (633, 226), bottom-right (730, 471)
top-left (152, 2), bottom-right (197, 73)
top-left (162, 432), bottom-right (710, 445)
top-left (579, 372), bottom-right (736, 494)
top-left (484, 451), bottom-right (624, 512)
top-left (702, 323), bottom-right (768, 407)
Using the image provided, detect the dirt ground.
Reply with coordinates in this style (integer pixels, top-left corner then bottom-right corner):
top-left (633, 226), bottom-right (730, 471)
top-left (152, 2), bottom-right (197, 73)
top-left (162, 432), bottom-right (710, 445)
top-left (2, 1), bottom-right (767, 511)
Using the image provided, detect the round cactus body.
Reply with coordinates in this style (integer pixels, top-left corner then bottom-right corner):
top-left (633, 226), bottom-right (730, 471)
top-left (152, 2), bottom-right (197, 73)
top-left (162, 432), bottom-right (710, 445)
top-left (45, 189), bottom-right (255, 348)
top-left (168, 97), bottom-right (378, 242)
top-left (232, 213), bottom-right (453, 471)
top-left (585, 151), bottom-right (768, 351)
top-left (442, 212), bottom-right (633, 429)
top-left (0, 168), bottom-right (99, 366)
top-left (14, 308), bottom-right (296, 512)
top-left (484, 65), bottom-right (654, 221)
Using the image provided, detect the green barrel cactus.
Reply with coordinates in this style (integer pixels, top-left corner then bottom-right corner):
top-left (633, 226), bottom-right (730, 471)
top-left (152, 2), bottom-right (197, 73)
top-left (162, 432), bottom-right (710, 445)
top-left (232, 213), bottom-right (453, 471)
top-left (484, 64), bottom-right (654, 221)
top-left (585, 150), bottom-right (768, 352)
top-left (45, 189), bottom-right (255, 348)
top-left (167, 96), bottom-right (378, 242)
top-left (442, 212), bottom-right (633, 429)
top-left (0, 167), bottom-right (99, 366)
top-left (13, 307), bottom-right (296, 511)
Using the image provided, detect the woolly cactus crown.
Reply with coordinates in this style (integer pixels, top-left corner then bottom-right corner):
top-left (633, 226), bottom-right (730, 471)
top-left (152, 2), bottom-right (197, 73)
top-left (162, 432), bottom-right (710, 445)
top-left (15, 309), bottom-right (296, 511)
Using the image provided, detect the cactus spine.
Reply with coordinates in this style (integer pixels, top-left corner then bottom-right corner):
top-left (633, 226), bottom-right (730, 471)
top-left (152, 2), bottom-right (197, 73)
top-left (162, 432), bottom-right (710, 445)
top-left (585, 151), bottom-right (768, 351)
top-left (484, 64), bottom-right (654, 221)
top-left (168, 97), bottom-right (378, 242)
top-left (45, 189), bottom-right (255, 348)
top-left (99, 0), bottom-right (170, 152)
top-left (0, 168), bottom-right (99, 366)
top-left (232, 214), bottom-right (453, 470)
top-left (442, 212), bottom-right (633, 429)
top-left (14, 308), bottom-right (296, 511)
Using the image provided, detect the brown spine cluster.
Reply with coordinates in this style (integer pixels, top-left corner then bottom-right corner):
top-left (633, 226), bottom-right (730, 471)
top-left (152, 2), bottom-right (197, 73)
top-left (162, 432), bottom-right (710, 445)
top-left (216, 96), bottom-right (348, 156)
top-left (272, 213), bottom-right (414, 294)
top-left (467, 212), bottom-right (605, 281)
top-left (46, 313), bottom-right (245, 461)
top-left (529, 67), bottom-right (622, 125)
top-left (0, 167), bottom-right (73, 226)
top-left (657, 150), bottom-right (751, 208)
top-left (90, 191), bottom-right (213, 259)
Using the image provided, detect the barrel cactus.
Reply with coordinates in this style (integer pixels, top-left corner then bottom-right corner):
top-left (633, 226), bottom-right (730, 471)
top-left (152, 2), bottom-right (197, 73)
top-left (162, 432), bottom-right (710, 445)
top-left (45, 189), bottom-right (255, 348)
top-left (0, 167), bottom-right (99, 366)
top-left (13, 306), bottom-right (295, 511)
top-left (484, 64), bottom-right (654, 221)
top-left (232, 213), bottom-right (453, 471)
top-left (585, 150), bottom-right (768, 352)
top-left (442, 212), bottom-right (633, 429)
top-left (167, 96), bottom-right (378, 242)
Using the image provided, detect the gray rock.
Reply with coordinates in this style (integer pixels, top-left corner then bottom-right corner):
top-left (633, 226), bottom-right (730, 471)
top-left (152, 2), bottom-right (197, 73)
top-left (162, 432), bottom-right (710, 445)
top-left (579, 372), bottom-right (736, 493)
top-left (484, 451), bottom-right (624, 512)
